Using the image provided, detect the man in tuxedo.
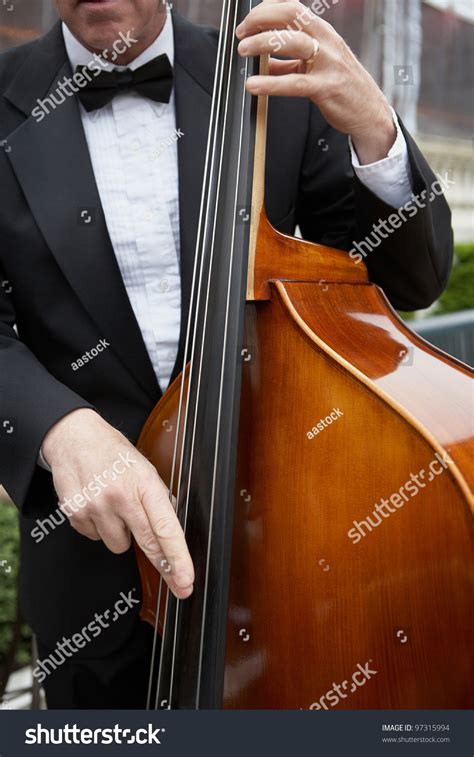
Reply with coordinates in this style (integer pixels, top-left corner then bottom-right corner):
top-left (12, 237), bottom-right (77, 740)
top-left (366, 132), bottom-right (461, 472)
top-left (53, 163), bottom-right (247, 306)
top-left (0, 0), bottom-right (452, 708)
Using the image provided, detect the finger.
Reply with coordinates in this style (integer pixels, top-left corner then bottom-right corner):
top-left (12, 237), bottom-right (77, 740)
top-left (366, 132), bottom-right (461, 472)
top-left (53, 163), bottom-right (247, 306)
top-left (238, 29), bottom-right (316, 62)
top-left (140, 484), bottom-right (194, 594)
top-left (125, 506), bottom-right (193, 600)
top-left (246, 72), bottom-right (314, 99)
top-left (236, 1), bottom-right (323, 41)
top-left (153, 548), bottom-right (194, 601)
top-left (94, 515), bottom-right (132, 554)
top-left (268, 58), bottom-right (304, 76)
top-left (68, 517), bottom-right (101, 541)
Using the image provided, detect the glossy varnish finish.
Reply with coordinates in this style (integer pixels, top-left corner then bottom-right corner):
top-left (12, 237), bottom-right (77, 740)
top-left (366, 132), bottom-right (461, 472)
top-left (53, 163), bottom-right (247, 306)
top-left (248, 213), bottom-right (369, 300)
top-left (282, 280), bottom-right (473, 493)
top-left (136, 213), bottom-right (473, 708)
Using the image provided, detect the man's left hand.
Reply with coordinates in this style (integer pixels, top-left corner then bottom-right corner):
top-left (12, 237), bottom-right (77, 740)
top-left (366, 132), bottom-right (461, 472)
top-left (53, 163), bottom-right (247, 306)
top-left (236, 0), bottom-right (396, 165)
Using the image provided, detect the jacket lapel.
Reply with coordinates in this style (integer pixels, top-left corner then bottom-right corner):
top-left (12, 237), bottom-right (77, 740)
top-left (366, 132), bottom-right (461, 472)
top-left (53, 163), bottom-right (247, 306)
top-left (4, 24), bottom-right (161, 402)
top-left (171, 13), bottom-right (216, 380)
top-left (3, 16), bottom-right (218, 396)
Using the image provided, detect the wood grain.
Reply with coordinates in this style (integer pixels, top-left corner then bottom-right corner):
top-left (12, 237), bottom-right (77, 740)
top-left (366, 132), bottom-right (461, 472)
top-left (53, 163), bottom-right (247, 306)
top-left (136, 200), bottom-right (473, 710)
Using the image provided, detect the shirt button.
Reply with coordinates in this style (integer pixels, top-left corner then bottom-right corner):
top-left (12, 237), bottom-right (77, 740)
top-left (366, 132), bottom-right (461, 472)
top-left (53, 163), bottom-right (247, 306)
top-left (131, 139), bottom-right (140, 151)
top-left (143, 210), bottom-right (153, 221)
top-left (159, 279), bottom-right (170, 292)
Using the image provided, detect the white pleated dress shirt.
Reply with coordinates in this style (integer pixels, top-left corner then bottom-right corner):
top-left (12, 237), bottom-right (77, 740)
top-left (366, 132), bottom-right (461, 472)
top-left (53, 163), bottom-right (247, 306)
top-left (64, 13), bottom-right (181, 395)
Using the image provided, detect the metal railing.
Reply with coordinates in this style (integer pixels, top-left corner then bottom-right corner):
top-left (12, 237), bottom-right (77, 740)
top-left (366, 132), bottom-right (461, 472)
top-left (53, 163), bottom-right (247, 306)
top-left (412, 310), bottom-right (474, 367)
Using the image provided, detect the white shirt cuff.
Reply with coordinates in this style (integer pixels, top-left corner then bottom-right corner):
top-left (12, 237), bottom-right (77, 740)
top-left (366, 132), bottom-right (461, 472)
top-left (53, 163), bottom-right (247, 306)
top-left (349, 108), bottom-right (413, 208)
top-left (38, 447), bottom-right (52, 473)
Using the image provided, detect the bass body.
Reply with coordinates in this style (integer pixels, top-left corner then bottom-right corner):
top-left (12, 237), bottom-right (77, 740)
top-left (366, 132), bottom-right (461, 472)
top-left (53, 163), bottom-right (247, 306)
top-left (136, 211), bottom-right (473, 709)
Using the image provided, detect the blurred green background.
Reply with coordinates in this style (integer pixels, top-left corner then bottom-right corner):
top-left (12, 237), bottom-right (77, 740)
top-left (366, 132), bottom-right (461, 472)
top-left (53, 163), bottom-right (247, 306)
top-left (400, 242), bottom-right (474, 320)
top-left (0, 504), bottom-right (31, 700)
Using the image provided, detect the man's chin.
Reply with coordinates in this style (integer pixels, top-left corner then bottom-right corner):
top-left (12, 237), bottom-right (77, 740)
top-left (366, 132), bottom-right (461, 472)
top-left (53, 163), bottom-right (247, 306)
top-left (75, 0), bottom-right (126, 32)
top-left (76, 0), bottom-right (122, 11)
top-left (73, 19), bottom-right (132, 55)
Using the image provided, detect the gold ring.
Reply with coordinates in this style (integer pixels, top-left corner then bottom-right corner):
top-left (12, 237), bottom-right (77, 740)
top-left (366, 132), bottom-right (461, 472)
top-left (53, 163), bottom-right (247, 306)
top-left (304, 38), bottom-right (321, 72)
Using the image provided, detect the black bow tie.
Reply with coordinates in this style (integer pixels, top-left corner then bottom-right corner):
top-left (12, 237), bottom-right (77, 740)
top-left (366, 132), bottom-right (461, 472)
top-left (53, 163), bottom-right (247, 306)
top-left (76, 54), bottom-right (174, 112)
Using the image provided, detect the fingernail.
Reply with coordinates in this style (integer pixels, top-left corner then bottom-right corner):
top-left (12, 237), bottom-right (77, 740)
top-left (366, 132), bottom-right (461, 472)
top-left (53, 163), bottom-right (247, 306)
top-left (174, 571), bottom-right (194, 589)
top-left (174, 585), bottom-right (193, 600)
top-left (239, 41), bottom-right (248, 55)
top-left (236, 25), bottom-right (245, 39)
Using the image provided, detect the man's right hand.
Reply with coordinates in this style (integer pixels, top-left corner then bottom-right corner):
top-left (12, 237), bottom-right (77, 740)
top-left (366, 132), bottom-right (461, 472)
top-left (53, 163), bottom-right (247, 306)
top-left (42, 408), bottom-right (194, 600)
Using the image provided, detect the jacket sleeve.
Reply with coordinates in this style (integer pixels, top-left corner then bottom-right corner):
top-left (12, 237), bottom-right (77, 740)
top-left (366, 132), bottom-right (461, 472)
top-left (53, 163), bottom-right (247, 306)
top-left (0, 260), bottom-right (93, 511)
top-left (296, 105), bottom-right (454, 311)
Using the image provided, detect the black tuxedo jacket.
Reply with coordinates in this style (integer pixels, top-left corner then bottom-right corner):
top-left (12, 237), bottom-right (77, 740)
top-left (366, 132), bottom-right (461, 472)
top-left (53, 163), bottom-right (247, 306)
top-left (0, 14), bottom-right (453, 650)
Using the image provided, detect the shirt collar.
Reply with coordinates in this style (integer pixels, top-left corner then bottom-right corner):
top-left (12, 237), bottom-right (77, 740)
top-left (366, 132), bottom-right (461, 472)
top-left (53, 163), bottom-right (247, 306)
top-left (62, 9), bottom-right (174, 73)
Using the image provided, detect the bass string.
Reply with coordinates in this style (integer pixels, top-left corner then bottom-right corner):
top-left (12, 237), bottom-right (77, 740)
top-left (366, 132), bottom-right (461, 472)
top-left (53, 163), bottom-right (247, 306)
top-left (194, 0), bottom-right (255, 707)
top-left (152, 3), bottom-right (231, 708)
top-left (146, 0), bottom-right (235, 710)
top-left (165, 0), bottom-right (243, 709)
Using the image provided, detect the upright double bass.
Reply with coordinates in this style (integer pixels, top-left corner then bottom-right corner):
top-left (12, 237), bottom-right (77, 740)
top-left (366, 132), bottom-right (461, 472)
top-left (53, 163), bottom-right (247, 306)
top-left (135, 0), bottom-right (473, 709)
